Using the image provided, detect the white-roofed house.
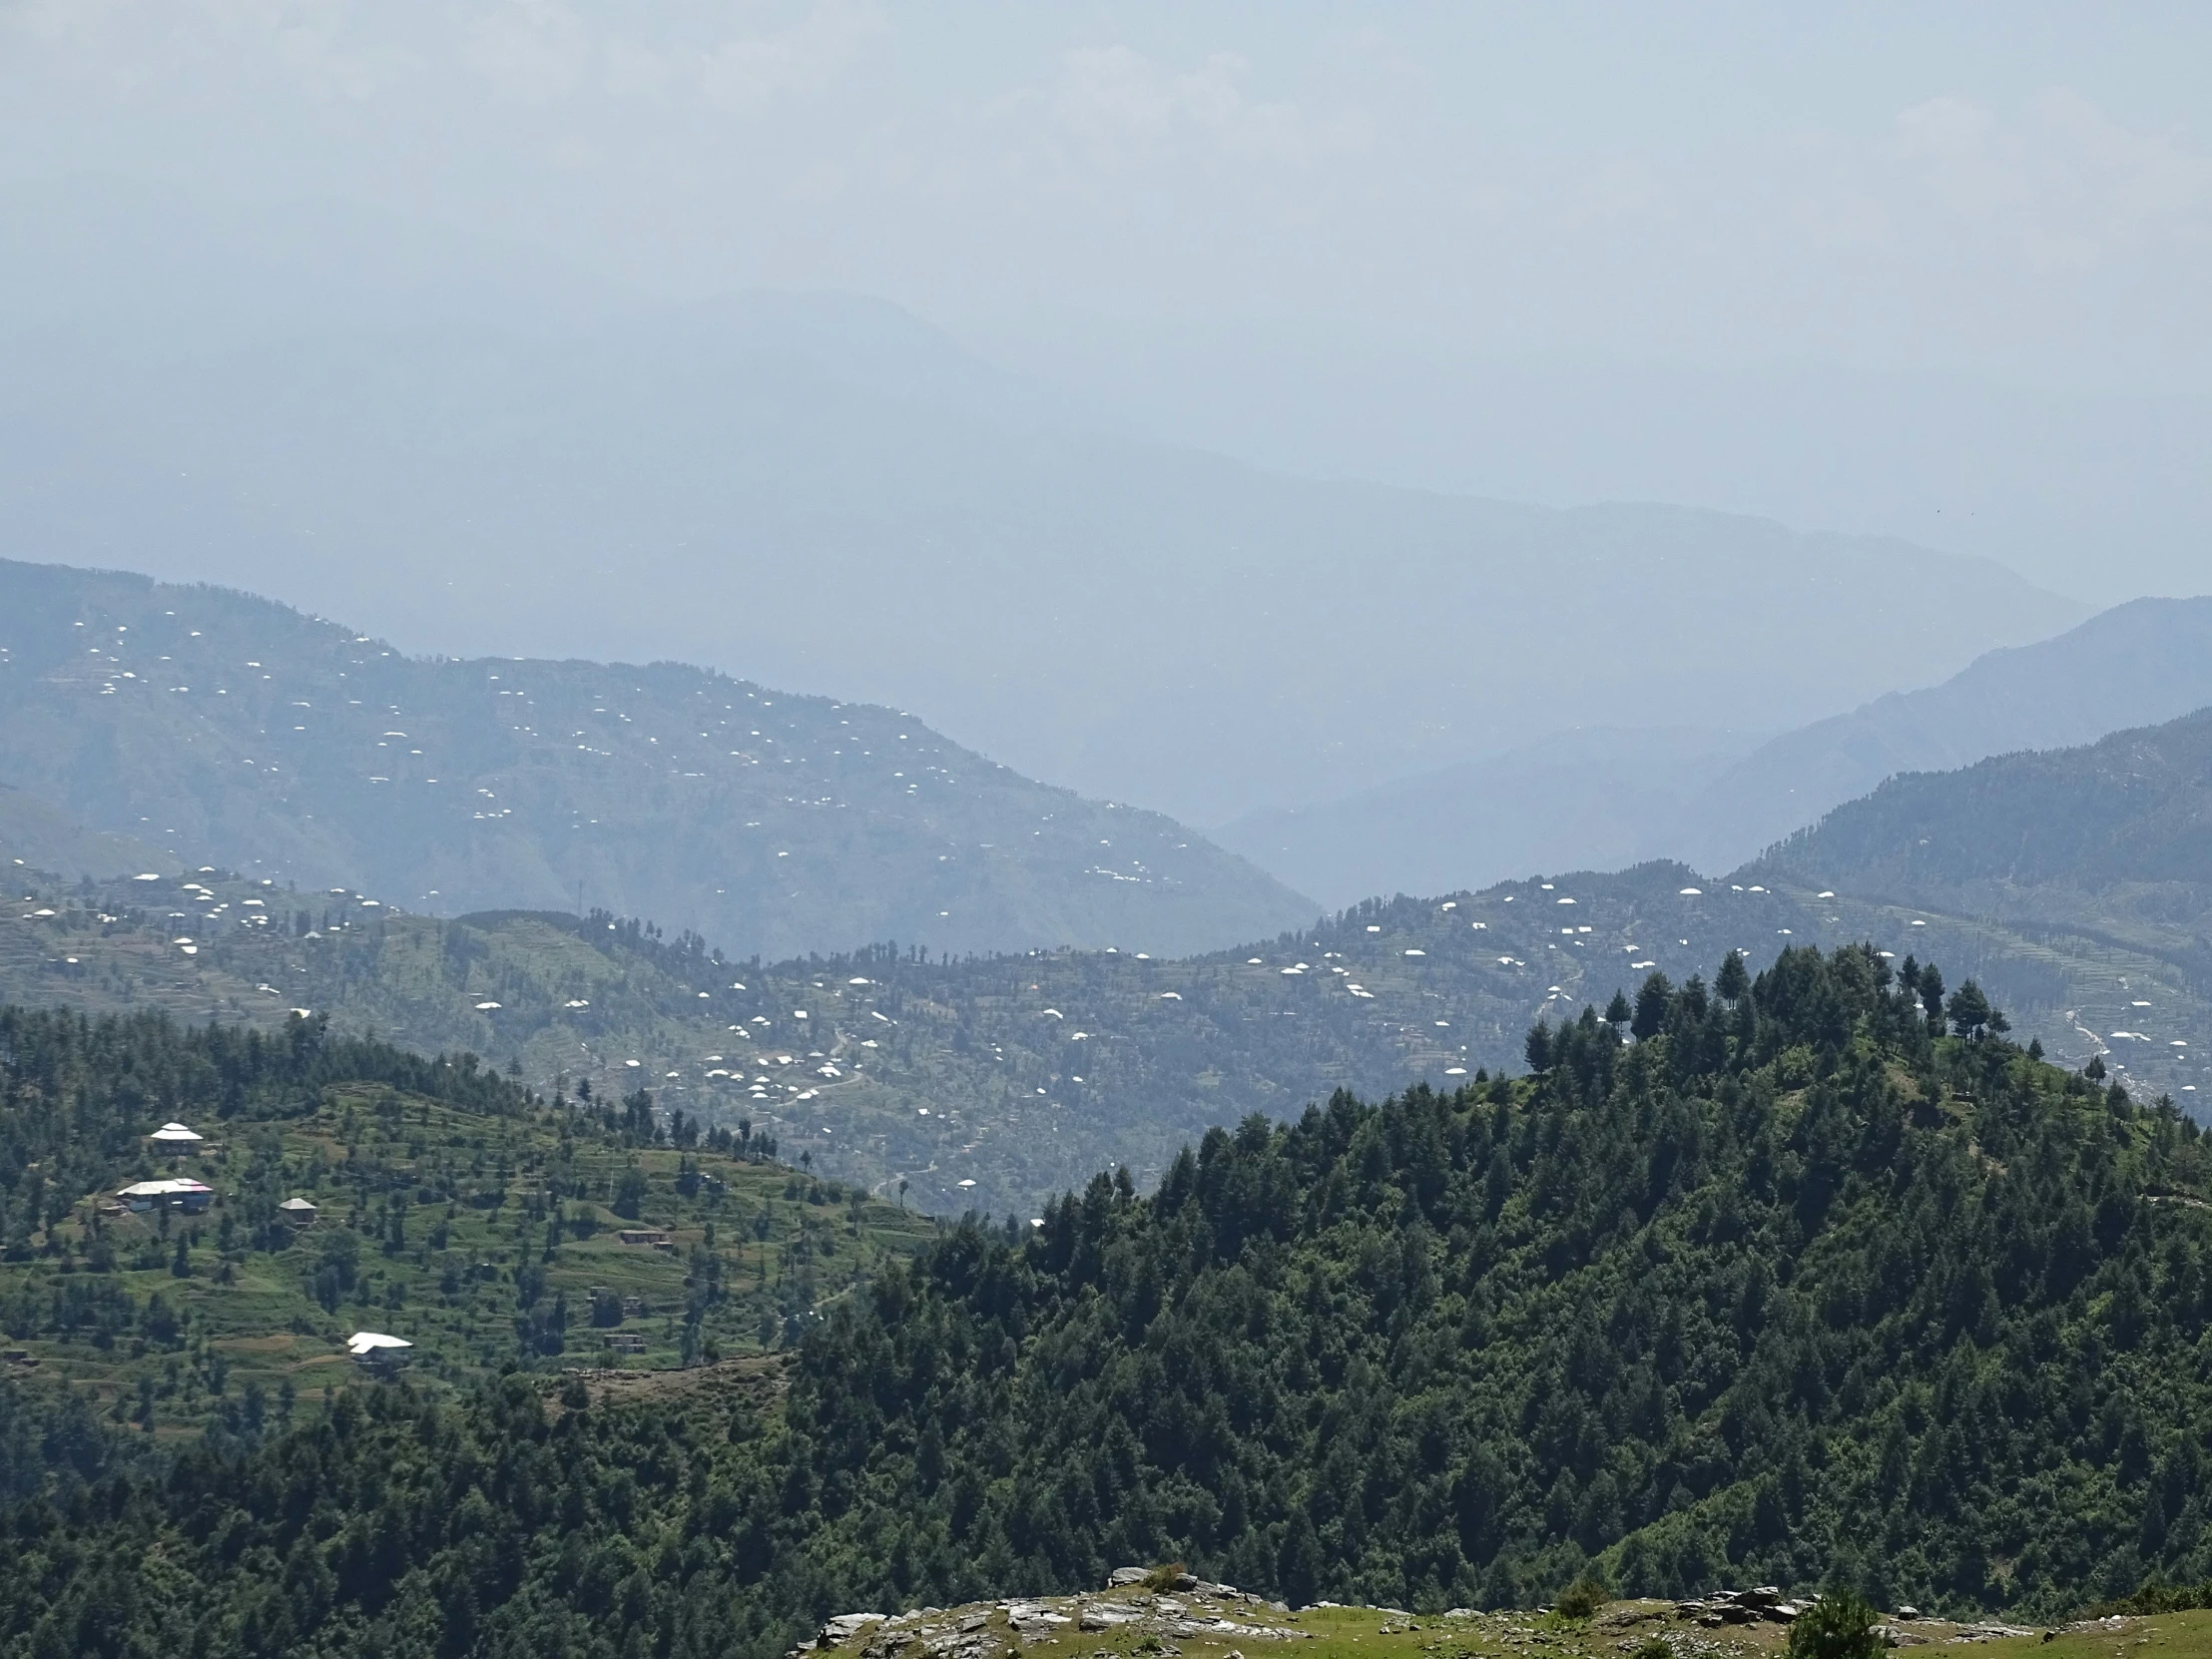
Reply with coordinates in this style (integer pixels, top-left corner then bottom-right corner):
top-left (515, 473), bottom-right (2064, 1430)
top-left (278, 1197), bottom-right (319, 1228)
top-left (116, 1177), bottom-right (214, 1215)
top-left (346, 1332), bottom-right (413, 1371)
top-left (149, 1121), bottom-right (206, 1155)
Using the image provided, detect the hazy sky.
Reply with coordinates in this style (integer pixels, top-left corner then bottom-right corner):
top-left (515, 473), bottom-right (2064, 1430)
top-left (5, 2), bottom-right (2211, 598)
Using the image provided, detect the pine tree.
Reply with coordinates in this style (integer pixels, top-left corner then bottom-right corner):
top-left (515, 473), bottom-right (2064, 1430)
top-left (1631, 972), bottom-right (1672, 1041)
top-left (1523, 1021), bottom-right (1553, 1073)
top-left (1918, 962), bottom-right (1945, 1028)
top-left (1716, 949), bottom-right (1749, 1001)
top-left (1945, 979), bottom-right (1993, 1040)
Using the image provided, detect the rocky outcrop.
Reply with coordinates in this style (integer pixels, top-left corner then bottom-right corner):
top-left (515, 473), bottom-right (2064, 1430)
top-left (1673, 1588), bottom-right (1807, 1626)
top-left (794, 1579), bottom-right (1307, 1659)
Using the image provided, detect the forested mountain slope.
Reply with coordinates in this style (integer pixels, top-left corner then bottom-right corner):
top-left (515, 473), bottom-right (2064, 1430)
top-left (1757, 707), bottom-right (2212, 900)
top-left (5, 835), bottom-right (2208, 1214)
top-left (1750, 707), bottom-right (2212, 1095)
top-left (0, 558), bottom-right (1311, 959)
top-left (0, 780), bottom-right (156, 881)
top-left (0, 852), bottom-right (1902, 1216)
top-left (1676, 597), bottom-right (2212, 874)
top-left (1, 945), bottom-right (2204, 1656)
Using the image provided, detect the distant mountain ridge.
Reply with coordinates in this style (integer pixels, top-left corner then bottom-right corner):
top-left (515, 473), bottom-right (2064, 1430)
top-left (1754, 705), bottom-right (2212, 911)
top-left (1225, 595), bottom-right (2212, 904)
top-left (0, 299), bottom-right (2083, 829)
top-left (0, 557), bottom-right (1313, 959)
top-left (1744, 704), bottom-right (2212, 1104)
top-left (1679, 595), bottom-right (2212, 872)
top-left (1214, 725), bottom-right (1766, 909)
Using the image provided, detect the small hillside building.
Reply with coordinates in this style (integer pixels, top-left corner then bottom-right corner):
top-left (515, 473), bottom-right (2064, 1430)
top-left (278, 1197), bottom-right (319, 1227)
top-left (116, 1178), bottom-right (214, 1215)
top-left (149, 1122), bottom-right (205, 1154)
top-left (346, 1332), bottom-right (413, 1371)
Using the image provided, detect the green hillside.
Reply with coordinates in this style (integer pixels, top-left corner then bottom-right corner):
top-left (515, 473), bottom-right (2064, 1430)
top-left (3, 839), bottom-right (2206, 1216)
top-left (1750, 708), bottom-right (2212, 1106)
top-left (0, 556), bottom-right (1313, 960)
top-left (1675, 597), bottom-right (2212, 875)
top-left (0, 1005), bottom-right (935, 1458)
top-left (1756, 707), bottom-right (2212, 896)
top-left (0, 941), bottom-right (2202, 1656)
top-left (0, 853), bottom-right (1842, 1216)
top-left (0, 781), bottom-right (158, 882)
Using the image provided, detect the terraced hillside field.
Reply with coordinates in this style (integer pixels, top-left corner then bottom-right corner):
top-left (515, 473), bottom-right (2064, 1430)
top-left (0, 1009), bottom-right (935, 1447)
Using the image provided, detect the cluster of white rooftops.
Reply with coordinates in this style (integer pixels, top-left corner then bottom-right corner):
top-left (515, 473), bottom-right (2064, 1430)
top-left (118, 1122), bottom-right (216, 1208)
top-left (122, 1119), bottom-right (408, 1360)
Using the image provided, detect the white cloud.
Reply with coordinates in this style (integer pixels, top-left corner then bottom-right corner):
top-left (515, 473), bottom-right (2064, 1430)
top-left (2, 0), bottom-right (132, 45)
top-left (463, 0), bottom-right (589, 104)
top-left (1891, 91), bottom-right (2212, 271)
top-left (1894, 94), bottom-right (1994, 161)
top-left (2, 0), bottom-right (385, 100)
top-left (696, 0), bottom-right (883, 113)
top-left (1040, 44), bottom-right (1369, 167)
top-left (601, 35), bottom-right (673, 100)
